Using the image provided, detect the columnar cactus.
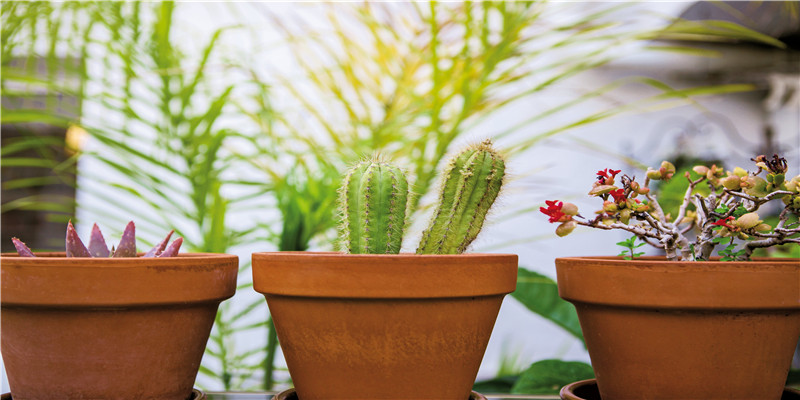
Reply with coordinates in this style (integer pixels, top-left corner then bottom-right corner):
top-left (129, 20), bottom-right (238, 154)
top-left (339, 159), bottom-right (409, 254)
top-left (417, 139), bottom-right (506, 254)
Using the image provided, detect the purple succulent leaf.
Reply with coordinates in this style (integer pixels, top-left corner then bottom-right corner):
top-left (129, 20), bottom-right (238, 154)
top-left (66, 220), bottom-right (92, 258)
top-left (157, 237), bottom-right (183, 258)
top-left (112, 221), bottom-right (137, 257)
top-left (143, 230), bottom-right (174, 258)
top-left (88, 223), bottom-right (111, 258)
top-left (11, 238), bottom-right (35, 257)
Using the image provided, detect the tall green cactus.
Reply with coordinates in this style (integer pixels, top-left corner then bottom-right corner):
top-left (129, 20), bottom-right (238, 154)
top-left (339, 159), bottom-right (409, 254)
top-left (417, 139), bottom-right (505, 254)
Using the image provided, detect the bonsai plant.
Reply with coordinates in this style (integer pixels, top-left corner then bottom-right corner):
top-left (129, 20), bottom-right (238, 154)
top-left (252, 139), bottom-right (518, 400)
top-left (541, 155), bottom-right (800, 400)
top-left (1, 221), bottom-right (238, 400)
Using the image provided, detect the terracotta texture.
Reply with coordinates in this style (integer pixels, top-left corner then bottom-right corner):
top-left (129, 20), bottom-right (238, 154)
top-left (252, 252), bottom-right (518, 400)
top-left (1, 252), bottom-right (238, 400)
top-left (556, 256), bottom-right (800, 400)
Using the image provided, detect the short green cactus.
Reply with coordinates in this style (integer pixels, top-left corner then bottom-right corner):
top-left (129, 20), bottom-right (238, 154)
top-left (417, 139), bottom-right (506, 254)
top-left (339, 158), bottom-right (409, 254)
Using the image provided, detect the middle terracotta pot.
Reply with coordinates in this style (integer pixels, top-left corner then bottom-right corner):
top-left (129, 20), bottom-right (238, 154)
top-left (252, 252), bottom-right (517, 400)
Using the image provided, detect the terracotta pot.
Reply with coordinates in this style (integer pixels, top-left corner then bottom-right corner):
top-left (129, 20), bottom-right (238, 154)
top-left (1, 252), bottom-right (238, 400)
top-left (559, 379), bottom-right (800, 400)
top-left (252, 252), bottom-right (517, 400)
top-left (272, 388), bottom-right (489, 400)
top-left (556, 256), bottom-right (800, 400)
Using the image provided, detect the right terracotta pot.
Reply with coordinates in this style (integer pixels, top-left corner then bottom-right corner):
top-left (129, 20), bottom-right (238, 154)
top-left (556, 256), bottom-right (800, 400)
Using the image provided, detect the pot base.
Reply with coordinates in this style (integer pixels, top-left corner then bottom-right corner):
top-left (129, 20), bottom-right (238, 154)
top-left (274, 388), bottom-right (488, 400)
top-left (0, 388), bottom-right (206, 400)
top-left (559, 379), bottom-right (800, 400)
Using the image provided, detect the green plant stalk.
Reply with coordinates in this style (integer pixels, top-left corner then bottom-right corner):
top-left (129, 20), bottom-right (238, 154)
top-left (340, 160), bottom-right (409, 254)
top-left (263, 317), bottom-right (278, 390)
top-left (417, 139), bottom-right (505, 254)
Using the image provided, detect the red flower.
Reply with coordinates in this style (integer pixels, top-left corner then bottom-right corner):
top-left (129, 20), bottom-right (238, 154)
top-left (540, 200), bottom-right (566, 223)
top-left (596, 168), bottom-right (622, 184)
top-left (610, 189), bottom-right (627, 203)
top-left (711, 216), bottom-right (735, 230)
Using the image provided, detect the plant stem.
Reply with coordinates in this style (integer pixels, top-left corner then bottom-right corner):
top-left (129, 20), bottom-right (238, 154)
top-left (263, 317), bottom-right (278, 390)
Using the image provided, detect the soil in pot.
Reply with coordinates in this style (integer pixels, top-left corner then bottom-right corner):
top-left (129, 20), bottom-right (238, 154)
top-left (273, 388), bottom-right (489, 400)
top-left (559, 379), bottom-right (800, 400)
top-left (0, 390), bottom-right (207, 400)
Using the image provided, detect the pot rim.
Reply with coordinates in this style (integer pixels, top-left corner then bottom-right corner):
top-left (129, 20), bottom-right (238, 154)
top-left (555, 256), bottom-right (800, 310)
top-left (1, 251), bottom-right (236, 263)
top-left (555, 255), bottom-right (799, 265)
top-left (253, 250), bottom-right (517, 257)
top-left (1, 252), bottom-right (239, 307)
top-left (252, 251), bottom-right (518, 299)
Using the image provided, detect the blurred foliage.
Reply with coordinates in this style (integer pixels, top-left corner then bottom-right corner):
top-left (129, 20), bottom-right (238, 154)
top-left (2, 0), bottom-right (791, 392)
top-left (474, 359), bottom-right (594, 395)
top-left (512, 267), bottom-right (584, 342)
top-left (511, 359), bottom-right (594, 395)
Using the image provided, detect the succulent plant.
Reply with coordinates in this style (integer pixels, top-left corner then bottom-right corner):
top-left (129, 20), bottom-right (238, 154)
top-left (339, 158), bottom-right (410, 254)
top-left (11, 221), bottom-right (182, 258)
top-left (542, 154), bottom-right (800, 261)
top-left (417, 139), bottom-right (506, 254)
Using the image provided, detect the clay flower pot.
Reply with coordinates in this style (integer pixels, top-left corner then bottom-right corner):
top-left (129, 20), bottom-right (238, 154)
top-left (252, 252), bottom-right (518, 400)
top-left (556, 256), bottom-right (800, 400)
top-left (1, 252), bottom-right (238, 400)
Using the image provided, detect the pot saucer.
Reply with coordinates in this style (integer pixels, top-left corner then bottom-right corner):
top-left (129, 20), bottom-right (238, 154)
top-left (560, 379), bottom-right (800, 400)
top-left (0, 388), bottom-right (206, 400)
top-left (274, 388), bottom-right (488, 400)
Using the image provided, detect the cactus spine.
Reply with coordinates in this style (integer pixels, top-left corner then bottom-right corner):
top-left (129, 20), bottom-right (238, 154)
top-left (339, 159), bottom-right (409, 254)
top-left (417, 139), bottom-right (505, 254)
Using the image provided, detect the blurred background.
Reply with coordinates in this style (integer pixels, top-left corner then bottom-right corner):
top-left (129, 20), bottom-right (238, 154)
top-left (2, 1), bottom-right (798, 394)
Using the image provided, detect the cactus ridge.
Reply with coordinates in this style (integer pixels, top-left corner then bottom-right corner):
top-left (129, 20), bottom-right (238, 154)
top-left (417, 139), bottom-right (505, 254)
top-left (339, 159), bottom-right (409, 254)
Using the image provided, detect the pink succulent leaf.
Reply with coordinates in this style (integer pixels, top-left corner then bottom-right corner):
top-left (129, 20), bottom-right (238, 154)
top-left (11, 237), bottom-right (35, 257)
top-left (66, 220), bottom-right (92, 258)
top-left (157, 237), bottom-right (183, 258)
top-left (112, 221), bottom-right (137, 257)
top-left (88, 223), bottom-right (111, 258)
top-left (143, 230), bottom-right (174, 258)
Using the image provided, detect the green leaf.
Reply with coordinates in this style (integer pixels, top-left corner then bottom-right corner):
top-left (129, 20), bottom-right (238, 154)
top-left (615, 236), bottom-right (635, 248)
top-left (786, 368), bottom-right (800, 386)
top-left (511, 359), bottom-right (594, 395)
top-left (473, 376), bottom-right (518, 394)
top-left (512, 268), bottom-right (584, 343)
top-left (732, 204), bottom-right (748, 218)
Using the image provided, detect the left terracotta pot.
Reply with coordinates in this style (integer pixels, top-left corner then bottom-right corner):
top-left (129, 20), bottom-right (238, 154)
top-left (0, 252), bottom-right (238, 400)
top-left (252, 252), bottom-right (518, 400)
